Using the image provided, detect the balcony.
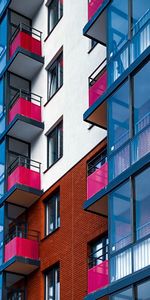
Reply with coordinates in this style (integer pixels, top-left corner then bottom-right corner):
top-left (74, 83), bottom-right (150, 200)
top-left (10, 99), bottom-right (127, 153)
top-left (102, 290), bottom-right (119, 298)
top-left (8, 23), bottom-right (44, 80)
top-left (7, 89), bottom-right (43, 142)
top-left (86, 151), bottom-right (108, 216)
top-left (109, 124), bottom-right (150, 181)
top-left (9, 0), bottom-right (43, 19)
top-left (88, 0), bottom-right (105, 20)
top-left (4, 226), bottom-right (40, 275)
top-left (83, 0), bottom-right (109, 45)
top-left (4, 156), bottom-right (42, 208)
top-left (88, 59), bottom-right (107, 128)
top-left (88, 244), bottom-right (109, 294)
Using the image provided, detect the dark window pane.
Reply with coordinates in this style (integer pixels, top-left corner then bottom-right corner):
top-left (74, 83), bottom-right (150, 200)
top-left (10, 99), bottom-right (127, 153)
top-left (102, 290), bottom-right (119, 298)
top-left (47, 121), bottom-right (63, 167)
top-left (48, 0), bottom-right (63, 33)
top-left (45, 266), bottom-right (60, 300)
top-left (48, 53), bottom-right (63, 100)
top-left (135, 167), bottom-right (150, 240)
top-left (109, 180), bottom-right (132, 252)
top-left (46, 193), bottom-right (60, 235)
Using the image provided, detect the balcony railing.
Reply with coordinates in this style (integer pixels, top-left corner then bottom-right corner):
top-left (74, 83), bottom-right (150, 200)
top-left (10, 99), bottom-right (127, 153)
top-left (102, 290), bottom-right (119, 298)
top-left (8, 88), bottom-right (42, 123)
top-left (7, 289), bottom-right (25, 300)
top-left (87, 153), bottom-right (108, 199)
top-left (109, 123), bottom-right (150, 181)
top-left (88, 0), bottom-right (105, 20)
top-left (111, 234), bottom-right (150, 283)
top-left (9, 23), bottom-right (42, 58)
top-left (88, 244), bottom-right (109, 293)
top-left (5, 226), bottom-right (39, 263)
top-left (89, 58), bottom-right (107, 107)
top-left (7, 156), bottom-right (41, 191)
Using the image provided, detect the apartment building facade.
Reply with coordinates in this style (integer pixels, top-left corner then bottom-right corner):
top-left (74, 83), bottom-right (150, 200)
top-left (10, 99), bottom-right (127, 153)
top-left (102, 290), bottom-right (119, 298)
top-left (0, 0), bottom-right (109, 299)
top-left (83, 0), bottom-right (150, 299)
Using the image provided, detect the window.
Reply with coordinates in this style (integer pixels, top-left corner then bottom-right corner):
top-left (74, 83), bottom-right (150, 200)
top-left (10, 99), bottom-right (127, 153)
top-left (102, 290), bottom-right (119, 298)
top-left (45, 191), bottom-right (60, 235)
top-left (111, 287), bottom-right (133, 300)
top-left (48, 53), bottom-right (63, 100)
top-left (109, 180), bottom-right (132, 253)
top-left (89, 236), bottom-right (108, 268)
top-left (48, 0), bottom-right (63, 34)
top-left (47, 120), bottom-right (63, 168)
top-left (45, 265), bottom-right (60, 300)
top-left (135, 168), bottom-right (150, 240)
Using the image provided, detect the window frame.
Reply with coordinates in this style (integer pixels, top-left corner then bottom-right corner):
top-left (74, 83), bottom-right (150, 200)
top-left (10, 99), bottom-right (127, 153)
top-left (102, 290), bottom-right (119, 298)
top-left (45, 264), bottom-right (60, 300)
top-left (47, 0), bottom-right (63, 35)
top-left (47, 119), bottom-right (63, 169)
top-left (47, 53), bottom-right (63, 102)
top-left (45, 191), bottom-right (60, 236)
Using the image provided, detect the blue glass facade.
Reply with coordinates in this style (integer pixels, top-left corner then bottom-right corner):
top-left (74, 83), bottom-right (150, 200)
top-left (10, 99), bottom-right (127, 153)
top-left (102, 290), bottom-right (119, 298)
top-left (107, 0), bottom-right (150, 86)
top-left (83, 0), bottom-right (150, 298)
top-left (0, 14), bottom-right (8, 74)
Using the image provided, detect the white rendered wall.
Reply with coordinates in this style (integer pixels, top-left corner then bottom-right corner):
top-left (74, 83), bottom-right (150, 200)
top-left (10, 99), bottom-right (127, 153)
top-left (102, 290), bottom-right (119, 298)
top-left (31, 0), bottom-right (107, 192)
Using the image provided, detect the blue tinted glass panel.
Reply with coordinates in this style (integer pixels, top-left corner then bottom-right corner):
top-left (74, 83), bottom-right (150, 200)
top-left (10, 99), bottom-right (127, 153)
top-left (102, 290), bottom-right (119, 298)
top-left (135, 167), bottom-right (150, 240)
top-left (0, 15), bottom-right (7, 73)
top-left (132, 0), bottom-right (150, 34)
top-left (134, 62), bottom-right (150, 134)
top-left (0, 207), bottom-right (4, 265)
top-left (111, 287), bottom-right (133, 299)
top-left (0, 140), bottom-right (5, 199)
top-left (109, 180), bottom-right (132, 252)
top-left (108, 0), bottom-right (128, 58)
top-left (137, 279), bottom-right (150, 299)
top-left (0, 0), bottom-right (8, 15)
top-left (0, 273), bottom-right (2, 300)
top-left (0, 78), bottom-right (5, 134)
top-left (108, 81), bottom-right (129, 153)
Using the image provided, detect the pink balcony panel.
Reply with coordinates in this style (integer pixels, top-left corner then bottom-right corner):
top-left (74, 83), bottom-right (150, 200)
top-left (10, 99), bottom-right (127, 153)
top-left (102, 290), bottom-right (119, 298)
top-left (87, 162), bottom-right (108, 199)
top-left (10, 31), bottom-right (42, 58)
top-left (88, 0), bottom-right (105, 20)
top-left (8, 97), bottom-right (42, 124)
top-left (89, 70), bottom-right (107, 107)
top-left (5, 237), bottom-right (39, 262)
top-left (88, 260), bottom-right (109, 294)
top-left (7, 166), bottom-right (41, 191)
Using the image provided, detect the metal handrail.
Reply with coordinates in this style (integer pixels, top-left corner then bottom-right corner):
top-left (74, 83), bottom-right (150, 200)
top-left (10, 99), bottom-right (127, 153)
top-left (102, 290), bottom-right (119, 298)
top-left (10, 22), bottom-right (42, 45)
top-left (7, 155), bottom-right (41, 175)
top-left (5, 225), bottom-right (40, 244)
top-left (88, 244), bottom-right (108, 268)
top-left (8, 88), bottom-right (42, 110)
top-left (89, 58), bottom-right (107, 87)
top-left (88, 148), bottom-right (107, 174)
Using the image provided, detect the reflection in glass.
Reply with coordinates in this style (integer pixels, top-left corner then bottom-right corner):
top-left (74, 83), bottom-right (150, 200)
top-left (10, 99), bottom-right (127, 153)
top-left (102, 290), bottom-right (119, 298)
top-left (109, 181), bottom-right (132, 252)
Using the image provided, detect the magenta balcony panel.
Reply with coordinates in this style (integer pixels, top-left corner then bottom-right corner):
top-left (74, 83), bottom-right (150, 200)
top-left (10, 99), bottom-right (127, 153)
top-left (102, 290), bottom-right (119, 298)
top-left (88, 260), bottom-right (109, 293)
top-left (89, 70), bottom-right (107, 107)
top-left (5, 237), bottom-right (39, 262)
top-left (7, 166), bottom-right (41, 191)
top-left (8, 97), bottom-right (42, 124)
top-left (87, 162), bottom-right (108, 199)
top-left (10, 31), bottom-right (42, 58)
top-left (88, 0), bottom-right (105, 20)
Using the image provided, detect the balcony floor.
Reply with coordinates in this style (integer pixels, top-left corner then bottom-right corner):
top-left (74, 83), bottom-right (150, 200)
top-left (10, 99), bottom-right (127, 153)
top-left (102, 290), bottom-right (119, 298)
top-left (9, 0), bottom-right (44, 18)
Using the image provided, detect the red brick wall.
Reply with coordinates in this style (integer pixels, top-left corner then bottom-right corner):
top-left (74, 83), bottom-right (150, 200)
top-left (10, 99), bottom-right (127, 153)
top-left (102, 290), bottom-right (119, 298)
top-left (27, 139), bottom-right (108, 300)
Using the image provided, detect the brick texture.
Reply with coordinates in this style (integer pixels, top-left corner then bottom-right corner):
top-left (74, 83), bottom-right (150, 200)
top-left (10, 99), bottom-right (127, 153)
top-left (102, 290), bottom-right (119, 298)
top-left (27, 139), bottom-right (107, 300)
